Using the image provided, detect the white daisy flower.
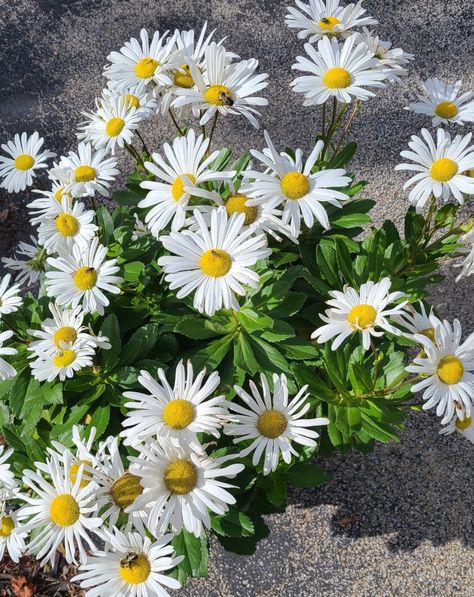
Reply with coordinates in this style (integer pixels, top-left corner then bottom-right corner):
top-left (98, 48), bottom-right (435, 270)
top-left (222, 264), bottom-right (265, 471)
top-left (0, 273), bottom-right (23, 317)
top-left (391, 301), bottom-right (441, 342)
top-left (173, 42), bottom-right (269, 129)
top-left (291, 35), bottom-right (386, 105)
top-left (0, 446), bottom-right (17, 492)
top-left (311, 278), bottom-right (407, 351)
top-left (103, 80), bottom-right (158, 120)
top-left (0, 132), bottom-right (55, 193)
top-left (355, 28), bottom-right (414, 84)
top-left (440, 411), bottom-right (474, 444)
top-left (104, 29), bottom-right (178, 90)
top-left (0, 503), bottom-right (27, 563)
top-left (244, 131), bottom-right (351, 236)
top-left (28, 184), bottom-right (72, 224)
top-left (19, 450), bottom-right (102, 566)
top-left (0, 331), bottom-right (17, 381)
top-left (28, 302), bottom-right (110, 357)
top-left (50, 142), bottom-right (119, 198)
top-left (122, 360), bottom-right (226, 452)
top-left (406, 78), bottom-right (474, 126)
top-left (48, 426), bottom-right (99, 476)
top-left (29, 341), bottom-right (95, 382)
top-left (87, 436), bottom-right (149, 533)
top-left (395, 128), bottom-right (474, 210)
top-left (286, 0), bottom-right (377, 44)
top-left (73, 527), bottom-right (183, 597)
top-left (158, 207), bottom-right (271, 316)
top-left (37, 197), bottom-right (97, 254)
top-left (45, 237), bottom-right (123, 315)
top-left (139, 129), bottom-right (234, 238)
top-left (1, 236), bottom-right (44, 287)
top-left (78, 95), bottom-right (142, 154)
top-left (129, 442), bottom-right (244, 537)
top-left (407, 319), bottom-right (474, 424)
top-left (225, 373), bottom-right (329, 476)
top-left (455, 227), bottom-right (474, 281)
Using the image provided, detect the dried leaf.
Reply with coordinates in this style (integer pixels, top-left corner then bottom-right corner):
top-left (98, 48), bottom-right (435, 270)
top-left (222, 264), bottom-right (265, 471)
top-left (11, 576), bottom-right (36, 597)
top-left (336, 515), bottom-right (360, 527)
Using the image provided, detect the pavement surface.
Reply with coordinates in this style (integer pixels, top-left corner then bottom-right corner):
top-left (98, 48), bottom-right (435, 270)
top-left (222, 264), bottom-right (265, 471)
top-left (1, 1), bottom-right (474, 595)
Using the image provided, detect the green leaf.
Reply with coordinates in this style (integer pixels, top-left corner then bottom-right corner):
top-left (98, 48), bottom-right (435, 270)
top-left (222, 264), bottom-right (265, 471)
top-left (100, 314), bottom-right (121, 370)
top-left (120, 324), bottom-right (160, 366)
top-left (89, 404), bottom-right (110, 439)
top-left (281, 462), bottom-right (329, 488)
top-left (327, 142), bottom-right (357, 168)
top-left (50, 404), bottom-right (90, 438)
top-left (236, 309), bottom-right (273, 333)
top-left (280, 337), bottom-right (318, 360)
top-left (190, 334), bottom-right (234, 371)
top-left (259, 474), bottom-right (287, 506)
top-left (97, 206), bottom-right (114, 245)
top-left (171, 531), bottom-right (208, 584)
top-left (9, 368), bottom-right (30, 418)
top-left (113, 190), bottom-right (143, 206)
top-left (211, 507), bottom-right (255, 537)
top-left (335, 237), bottom-right (355, 284)
top-left (234, 332), bottom-right (258, 375)
top-left (123, 261), bottom-right (144, 282)
top-left (174, 317), bottom-right (224, 340)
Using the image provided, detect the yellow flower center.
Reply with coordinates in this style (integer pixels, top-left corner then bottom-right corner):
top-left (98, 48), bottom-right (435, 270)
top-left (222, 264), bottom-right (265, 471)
top-left (171, 173), bottom-right (196, 201)
top-left (0, 516), bottom-right (14, 537)
top-left (347, 304), bottom-right (377, 329)
top-left (318, 15), bottom-right (341, 31)
top-left (199, 249), bottom-right (232, 277)
top-left (435, 101), bottom-right (458, 119)
top-left (110, 472), bottom-right (143, 510)
top-left (204, 84), bottom-right (233, 106)
top-left (430, 158), bottom-right (458, 182)
top-left (437, 355), bottom-right (464, 385)
top-left (174, 64), bottom-right (195, 89)
top-left (69, 459), bottom-right (93, 488)
top-left (135, 57), bottom-right (159, 79)
top-left (257, 409), bottom-right (288, 439)
top-left (53, 349), bottom-right (77, 368)
top-left (420, 328), bottom-right (435, 342)
top-left (49, 494), bottom-right (80, 526)
top-left (73, 267), bottom-right (98, 290)
top-left (281, 172), bottom-right (310, 200)
top-left (164, 459), bottom-right (198, 495)
top-left (119, 553), bottom-right (151, 584)
top-left (55, 213), bottom-right (79, 237)
top-left (75, 165), bottom-right (96, 182)
top-left (122, 94), bottom-right (140, 109)
top-left (15, 154), bottom-right (34, 170)
top-left (54, 186), bottom-right (65, 202)
top-left (105, 117), bottom-right (125, 137)
top-left (323, 67), bottom-right (352, 89)
top-left (162, 399), bottom-right (195, 429)
top-left (225, 194), bottom-right (259, 225)
top-left (53, 326), bottom-right (77, 349)
top-left (455, 416), bottom-right (472, 431)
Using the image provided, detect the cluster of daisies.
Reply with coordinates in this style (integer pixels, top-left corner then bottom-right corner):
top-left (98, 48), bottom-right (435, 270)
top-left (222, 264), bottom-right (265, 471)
top-left (311, 277), bottom-right (474, 441)
top-left (0, 361), bottom-right (328, 594)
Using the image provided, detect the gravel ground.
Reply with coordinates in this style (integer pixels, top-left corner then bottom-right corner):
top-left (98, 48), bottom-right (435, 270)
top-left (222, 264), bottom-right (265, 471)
top-left (1, 1), bottom-right (474, 595)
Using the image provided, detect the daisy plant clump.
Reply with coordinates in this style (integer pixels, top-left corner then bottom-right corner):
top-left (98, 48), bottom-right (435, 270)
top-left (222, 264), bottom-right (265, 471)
top-left (0, 3), bottom-right (474, 592)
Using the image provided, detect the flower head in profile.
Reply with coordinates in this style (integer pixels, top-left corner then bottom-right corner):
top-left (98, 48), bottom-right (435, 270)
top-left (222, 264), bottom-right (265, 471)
top-left (2, 236), bottom-right (44, 287)
top-left (0, 331), bottom-right (17, 381)
top-left (407, 319), bottom-right (474, 424)
top-left (286, 0), bottom-right (377, 44)
top-left (391, 301), bottom-right (441, 342)
top-left (158, 207), bottom-right (271, 316)
top-left (73, 527), bottom-right (183, 597)
top-left (291, 35), bottom-right (386, 105)
top-left (395, 128), bottom-right (474, 210)
top-left (45, 237), bottom-right (123, 315)
top-left (0, 501), bottom-right (27, 564)
top-left (129, 442), bottom-right (244, 537)
top-left (455, 226), bottom-right (474, 282)
top-left (122, 360), bottom-right (226, 452)
top-left (406, 78), bottom-right (474, 126)
top-left (243, 131), bottom-right (351, 237)
top-left (225, 373), bottom-right (328, 475)
top-left (0, 132), bottom-right (55, 193)
top-left (103, 80), bottom-right (158, 120)
top-left (0, 273), bottom-right (22, 317)
top-left (440, 410), bottom-right (474, 445)
top-left (312, 278), bottom-right (407, 351)
top-left (173, 42), bottom-right (269, 129)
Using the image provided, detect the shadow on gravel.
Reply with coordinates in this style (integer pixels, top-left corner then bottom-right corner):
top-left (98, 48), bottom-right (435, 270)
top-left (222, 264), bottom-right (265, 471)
top-left (291, 411), bottom-right (474, 551)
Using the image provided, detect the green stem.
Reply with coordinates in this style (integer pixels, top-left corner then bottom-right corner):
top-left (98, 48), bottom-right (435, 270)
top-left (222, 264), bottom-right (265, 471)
top-left (332, 99), bottom-right (360, 157)
top-left (321, 102), bottom-right (326, 137)
top-left (124, 141), bottom-right (146, 171)
top-left (136, 130), bottom-right (150, 155)
top-left (207, 111), bottom-right (219, 155)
